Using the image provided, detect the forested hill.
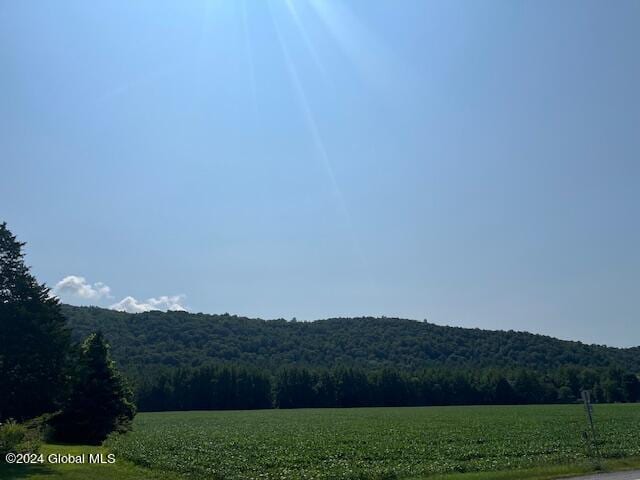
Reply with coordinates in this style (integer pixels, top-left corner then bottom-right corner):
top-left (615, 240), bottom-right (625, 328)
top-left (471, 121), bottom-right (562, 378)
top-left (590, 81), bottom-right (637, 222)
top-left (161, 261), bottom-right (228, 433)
top-left (61, 305), bottom-right (640, 377)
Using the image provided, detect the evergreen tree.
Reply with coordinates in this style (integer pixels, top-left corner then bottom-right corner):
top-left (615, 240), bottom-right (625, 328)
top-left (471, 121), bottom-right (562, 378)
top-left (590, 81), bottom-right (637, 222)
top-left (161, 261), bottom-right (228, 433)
top-left (494, 377), bottom-right (516, 404)
top-left (314, 371), bottom-right (338, 407)
top-left (51, 333), bottom-right (135, 444)
top-left (622, 373), bottom-right (640, 402)
top-left (375, 369), bottom-right (408, 406)
top-left (274, 367), bottom-right (315, 408)
top-left (0, 222), bottom-right (70, 421)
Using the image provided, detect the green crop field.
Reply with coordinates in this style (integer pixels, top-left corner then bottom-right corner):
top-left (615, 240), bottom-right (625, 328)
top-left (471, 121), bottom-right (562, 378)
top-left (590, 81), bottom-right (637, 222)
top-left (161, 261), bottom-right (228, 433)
top-left (105, 404), bottom-right (640, 480)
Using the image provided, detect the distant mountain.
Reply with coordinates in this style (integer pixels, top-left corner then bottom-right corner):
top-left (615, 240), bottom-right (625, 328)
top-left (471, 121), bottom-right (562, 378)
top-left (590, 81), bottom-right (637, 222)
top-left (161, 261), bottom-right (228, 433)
top-left (61, 305), bottom-right (640, 378)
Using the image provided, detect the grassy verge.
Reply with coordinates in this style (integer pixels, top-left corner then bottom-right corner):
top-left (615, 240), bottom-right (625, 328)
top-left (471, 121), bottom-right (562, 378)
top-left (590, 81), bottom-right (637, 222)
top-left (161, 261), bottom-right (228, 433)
top-left (0, 443), bottom-right (183, 480)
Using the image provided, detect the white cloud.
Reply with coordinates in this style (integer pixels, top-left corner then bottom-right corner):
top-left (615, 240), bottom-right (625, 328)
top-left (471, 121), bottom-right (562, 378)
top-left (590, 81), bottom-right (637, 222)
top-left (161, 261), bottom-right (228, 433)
top-left (53, 275), bottom-right (112, 300)
top-left (109, 295), bottom-right (187, 313)
top-left (53, 274), bottom-right (187, 313)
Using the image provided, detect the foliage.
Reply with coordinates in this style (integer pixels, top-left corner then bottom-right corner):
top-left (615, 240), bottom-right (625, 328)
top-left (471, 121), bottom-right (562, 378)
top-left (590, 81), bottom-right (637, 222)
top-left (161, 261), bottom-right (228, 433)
top-left (50, 333), bottom-right (136, 445)
top-left (61, 305), bottom-right (640, 382)
top-left (0, 223), bottom-right (71, 421)
top-left (62, 305), bottom-right (640, 411)
top-left (0, 419), bottom-right (41, 455)
top-left (107, 405), bottom-right (640, 480)
top-left (137, 364), bottom-right (271, 411)
top-left (137, 364), bottom-right (640, 412)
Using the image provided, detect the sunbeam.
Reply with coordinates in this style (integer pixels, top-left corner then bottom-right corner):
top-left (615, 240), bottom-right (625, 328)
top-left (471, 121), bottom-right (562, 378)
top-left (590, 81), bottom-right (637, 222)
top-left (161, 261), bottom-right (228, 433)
top-left (308, 0), bottom-right (400, 90)
top-left (240, 0), bottom-right (259, 106)
top-left (283, 0), bottom-right (330, 83)
top-left (267, 0), bottom-right (372, 280)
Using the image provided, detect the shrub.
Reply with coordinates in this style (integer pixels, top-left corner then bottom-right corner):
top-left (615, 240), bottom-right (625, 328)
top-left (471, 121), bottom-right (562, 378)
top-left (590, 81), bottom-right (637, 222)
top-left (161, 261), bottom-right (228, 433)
top-left (0, 420), bottom-right (40, 455)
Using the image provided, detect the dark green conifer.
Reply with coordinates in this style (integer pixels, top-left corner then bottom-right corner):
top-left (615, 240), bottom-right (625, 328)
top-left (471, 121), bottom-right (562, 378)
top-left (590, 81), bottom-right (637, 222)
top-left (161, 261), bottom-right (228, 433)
top-left (0, 222), bottom-right (70, 421)
top-left (51, 332), bottom-right (135, 444)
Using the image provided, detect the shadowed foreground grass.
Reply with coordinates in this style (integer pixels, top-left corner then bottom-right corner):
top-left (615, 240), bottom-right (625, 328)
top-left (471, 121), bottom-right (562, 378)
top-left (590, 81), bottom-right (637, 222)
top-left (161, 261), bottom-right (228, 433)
top-left (0, 444), bottom-right (182, 480)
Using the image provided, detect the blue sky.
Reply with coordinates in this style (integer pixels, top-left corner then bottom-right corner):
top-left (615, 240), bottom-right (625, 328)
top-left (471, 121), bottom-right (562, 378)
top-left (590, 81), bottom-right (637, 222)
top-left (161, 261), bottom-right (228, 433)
top-left (1, 0), bottom-right (639, 346)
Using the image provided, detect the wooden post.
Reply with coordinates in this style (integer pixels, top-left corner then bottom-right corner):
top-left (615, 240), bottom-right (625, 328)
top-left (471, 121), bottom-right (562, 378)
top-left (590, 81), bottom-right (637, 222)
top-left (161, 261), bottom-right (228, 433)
top-left (581, 390), bottom-right (600, 459)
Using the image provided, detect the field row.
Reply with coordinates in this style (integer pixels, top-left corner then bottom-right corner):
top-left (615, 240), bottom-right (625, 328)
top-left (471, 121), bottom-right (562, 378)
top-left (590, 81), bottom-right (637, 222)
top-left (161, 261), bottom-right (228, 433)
top-left (106, 404), bottom-right (640, 480)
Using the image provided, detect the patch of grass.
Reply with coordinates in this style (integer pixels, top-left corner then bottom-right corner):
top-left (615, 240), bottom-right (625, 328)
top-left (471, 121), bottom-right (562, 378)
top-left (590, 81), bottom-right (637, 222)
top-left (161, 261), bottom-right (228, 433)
top-left (0, 443), bottom-right (183, 480)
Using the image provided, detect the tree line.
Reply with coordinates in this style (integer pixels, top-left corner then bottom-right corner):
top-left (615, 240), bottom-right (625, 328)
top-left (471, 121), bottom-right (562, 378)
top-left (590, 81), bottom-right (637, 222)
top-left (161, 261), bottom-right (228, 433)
top-left (136, 364), bottom-right (640, 412)
top-left (0, 222), bottom-right (133, 444)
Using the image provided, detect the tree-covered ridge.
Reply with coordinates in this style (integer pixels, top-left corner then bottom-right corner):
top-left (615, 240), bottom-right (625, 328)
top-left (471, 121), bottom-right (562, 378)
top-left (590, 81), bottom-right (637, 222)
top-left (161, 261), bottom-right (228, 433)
top-left (61, 305), bottom-right (640, 379)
